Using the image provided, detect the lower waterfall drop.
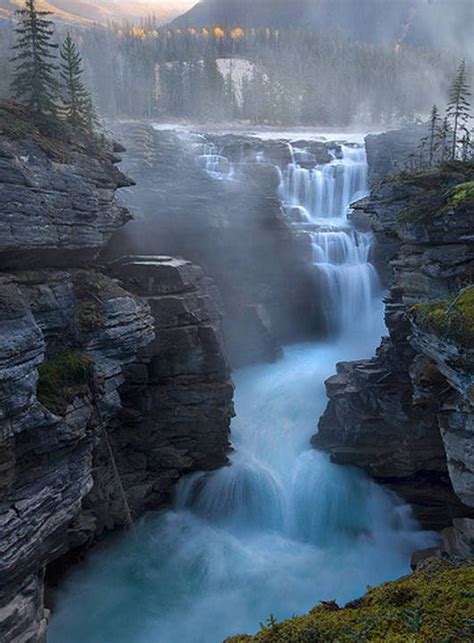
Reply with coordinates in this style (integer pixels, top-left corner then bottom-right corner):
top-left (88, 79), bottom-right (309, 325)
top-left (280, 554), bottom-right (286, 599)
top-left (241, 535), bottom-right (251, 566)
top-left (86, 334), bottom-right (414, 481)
top-left (49, 139), bottom-right (436, 643)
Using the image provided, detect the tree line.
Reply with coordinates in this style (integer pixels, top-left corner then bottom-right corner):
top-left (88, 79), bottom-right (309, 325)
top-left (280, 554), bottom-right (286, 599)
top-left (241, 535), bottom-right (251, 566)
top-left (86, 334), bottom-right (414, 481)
top-left (0, 9), bottom-right (465, 128)
top-left (412, 59), bottom-right (472, 167)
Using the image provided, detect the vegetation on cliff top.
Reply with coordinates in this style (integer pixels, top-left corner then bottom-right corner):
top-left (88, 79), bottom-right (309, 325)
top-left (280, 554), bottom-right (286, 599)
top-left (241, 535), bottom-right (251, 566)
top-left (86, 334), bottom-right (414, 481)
top-left (411, 286), bottom-right (474, 347)
top-left (226, 559), bottom-right (474, 643)
top-left (395, 161), bottom-right (474, 223)
top-left (37, 351), bottom-right (93, 414)
top-left (0, 99), bottom-right (109, 161)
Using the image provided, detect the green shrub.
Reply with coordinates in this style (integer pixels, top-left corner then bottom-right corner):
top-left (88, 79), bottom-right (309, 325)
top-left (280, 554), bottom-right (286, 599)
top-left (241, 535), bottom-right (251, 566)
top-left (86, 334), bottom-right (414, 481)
top-left (37, 351), bottom-right (93, 414)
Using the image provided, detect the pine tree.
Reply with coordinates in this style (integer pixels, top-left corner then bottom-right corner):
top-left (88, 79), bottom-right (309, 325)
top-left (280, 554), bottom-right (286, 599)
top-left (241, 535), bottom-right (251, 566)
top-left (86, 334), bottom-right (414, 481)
top-left (10, 0), bottom-right (58, 116)
top-left (428, 104), bottom-right (440, 165)
top-left (60, 33), bottom-right (97, 131)
top-left (446, 59), bottom-right (471, 160)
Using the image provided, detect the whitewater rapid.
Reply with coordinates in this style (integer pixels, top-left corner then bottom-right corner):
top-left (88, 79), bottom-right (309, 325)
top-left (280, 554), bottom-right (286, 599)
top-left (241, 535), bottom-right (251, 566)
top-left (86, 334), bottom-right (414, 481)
top-left (49, 141), bottom-right (436, 643)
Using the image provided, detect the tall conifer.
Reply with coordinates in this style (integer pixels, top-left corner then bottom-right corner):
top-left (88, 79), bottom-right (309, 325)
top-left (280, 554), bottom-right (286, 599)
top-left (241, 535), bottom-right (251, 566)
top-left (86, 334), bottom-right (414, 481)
top-left (437, 116), bottom-right (452, 163)
top-left (60, 33), bottom-right (97, 131)
top-left (428, 104), bottom-right (439, 165)
top-left (10, 0), bottom-right (58, 115)
top-left (446, 59), bottom-right (471, 160)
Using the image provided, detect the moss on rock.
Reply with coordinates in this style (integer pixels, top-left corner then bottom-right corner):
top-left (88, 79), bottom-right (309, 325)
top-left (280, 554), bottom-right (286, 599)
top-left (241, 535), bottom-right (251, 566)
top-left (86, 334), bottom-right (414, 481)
top-left (76, 299), bottom-right (103, 332)
top-left (226, 559), bottom-right (474, 643)
top-left (395, 162), bottom-right (474, 224)
top-left (37, 351), bottom-right (94, 414)
top-left (446, 180), bottom-right (474, 210)
top-left (411, 286), bottom-right (474, 347)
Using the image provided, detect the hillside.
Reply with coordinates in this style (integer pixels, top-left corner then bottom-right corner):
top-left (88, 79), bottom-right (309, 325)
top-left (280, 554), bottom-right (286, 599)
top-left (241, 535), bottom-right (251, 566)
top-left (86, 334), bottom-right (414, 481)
top-left (173, 0), bottom-right (474, 55)
top-left (0, 0), bottom-right (184, 25)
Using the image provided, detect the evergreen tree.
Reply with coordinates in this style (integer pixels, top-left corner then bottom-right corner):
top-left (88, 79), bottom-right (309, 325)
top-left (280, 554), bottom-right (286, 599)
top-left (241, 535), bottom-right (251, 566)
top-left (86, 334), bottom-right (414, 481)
top-left (428, 104), bottom-right (439, 165)
top-left (446, 58), bottom-right (471, 160)
top-left (60, 33), bottom-right (97, 130)
top-left (10, 0), bottom-right (58, 115)
top-left (460, 126), bottom-right (472, 162)
top-left (437, 116), bottom-right (452, 163)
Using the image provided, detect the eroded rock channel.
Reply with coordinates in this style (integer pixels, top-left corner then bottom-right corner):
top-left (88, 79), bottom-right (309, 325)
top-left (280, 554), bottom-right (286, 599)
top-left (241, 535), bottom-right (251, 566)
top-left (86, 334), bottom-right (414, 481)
top-left (0, 114), bottom-right (472, 642)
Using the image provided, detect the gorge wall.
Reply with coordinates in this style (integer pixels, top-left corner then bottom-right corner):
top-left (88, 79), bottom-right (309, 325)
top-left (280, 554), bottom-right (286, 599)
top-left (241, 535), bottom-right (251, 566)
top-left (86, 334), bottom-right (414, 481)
top-left (0, 104), bottom-right (234, 642)
top-left (1, 102), bottom-right (472, 642)
top-left (315, 146), bottom-right (474, 544)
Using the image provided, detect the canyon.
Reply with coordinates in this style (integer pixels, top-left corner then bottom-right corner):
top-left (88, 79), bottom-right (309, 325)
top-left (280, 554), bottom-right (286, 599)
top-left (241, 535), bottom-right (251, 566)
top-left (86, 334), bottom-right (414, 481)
top-left (0, 104), bottom-right (473, 642)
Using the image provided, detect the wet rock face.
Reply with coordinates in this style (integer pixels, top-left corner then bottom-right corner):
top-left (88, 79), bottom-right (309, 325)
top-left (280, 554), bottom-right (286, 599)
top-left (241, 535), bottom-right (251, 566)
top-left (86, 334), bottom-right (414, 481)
top-left (0, 270), bottom-right (153, 643)
top-left (0, 133), bottom-right (133, 269)
top-left (315, 166), bottom-right (474, 530)
top-left (315, 344), bottom-right (471, 529)
top-left (410, 326), bottom-right (474, 510)
top-left (90, 256), bottom-right (235, 522)
top-left (0, 259), bottom-right (234, 642)
top-left (104, 123), bottom-right (314, 366)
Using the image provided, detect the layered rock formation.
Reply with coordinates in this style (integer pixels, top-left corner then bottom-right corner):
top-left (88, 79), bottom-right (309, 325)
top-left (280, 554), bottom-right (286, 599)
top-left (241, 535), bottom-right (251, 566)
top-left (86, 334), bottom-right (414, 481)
top-left (0, 104), bottom-right (133, 270)
top-left (314, 159), bottom-right (474, 532)
top-left (0, 105), bottom-right (234, 642)
top-left (104, 123), bottom-right (314, 366)
top-left (0, 269), bottom-right (154, 642)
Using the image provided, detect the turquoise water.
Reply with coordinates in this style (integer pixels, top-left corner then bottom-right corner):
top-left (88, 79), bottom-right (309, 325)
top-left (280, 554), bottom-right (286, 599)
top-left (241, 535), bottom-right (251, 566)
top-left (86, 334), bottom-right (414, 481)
top-left (49, 339), bottom-right (436, 643)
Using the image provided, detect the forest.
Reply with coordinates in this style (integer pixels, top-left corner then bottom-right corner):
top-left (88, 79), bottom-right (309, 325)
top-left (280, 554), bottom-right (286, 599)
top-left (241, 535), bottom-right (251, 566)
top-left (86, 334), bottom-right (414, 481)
top-left (0, 15), bottom-right (464, 126)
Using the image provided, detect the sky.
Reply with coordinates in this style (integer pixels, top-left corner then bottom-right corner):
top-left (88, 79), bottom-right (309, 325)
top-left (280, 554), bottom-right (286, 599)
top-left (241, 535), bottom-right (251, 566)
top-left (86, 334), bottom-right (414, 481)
top-left (132, 0), bottom-right (195, 9)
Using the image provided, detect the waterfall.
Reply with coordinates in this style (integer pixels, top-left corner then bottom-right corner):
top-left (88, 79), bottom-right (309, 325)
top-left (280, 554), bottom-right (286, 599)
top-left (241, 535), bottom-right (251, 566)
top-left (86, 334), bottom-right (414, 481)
top-left (197, 142), bottom-right (233, 180)
top-left (283, 144), bottom-right (368, 220)
top-left (49, 138), bottom-right (436, 643)
top-left (283, 143), bottom-right (379, 336)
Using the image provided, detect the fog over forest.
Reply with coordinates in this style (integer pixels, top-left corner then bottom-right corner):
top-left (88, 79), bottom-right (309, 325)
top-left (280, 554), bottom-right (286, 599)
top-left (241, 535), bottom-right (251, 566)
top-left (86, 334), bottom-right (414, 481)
top-left (0, 0), bottom-right (472, 126)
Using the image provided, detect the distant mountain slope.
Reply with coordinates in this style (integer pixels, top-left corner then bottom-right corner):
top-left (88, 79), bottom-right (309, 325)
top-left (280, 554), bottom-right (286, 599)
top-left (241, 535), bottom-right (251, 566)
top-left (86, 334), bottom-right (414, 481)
top-left (173, 0), bottom-right (473, 55)
top-left (0, 0), bottom-right (182, 25)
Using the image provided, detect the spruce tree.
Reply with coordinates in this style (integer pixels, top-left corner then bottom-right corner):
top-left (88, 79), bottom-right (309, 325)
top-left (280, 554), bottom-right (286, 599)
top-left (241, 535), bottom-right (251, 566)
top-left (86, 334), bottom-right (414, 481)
top-left (437, 117), bottom-right (452, 163)
top-left (446, 59), bottom-right (471, 160)
top-left (60, 33), bottom-right (97, 131)
top-left (10, 0), bottom-right (58, 116)
top-left (428, 104), bottom-right (439, 165)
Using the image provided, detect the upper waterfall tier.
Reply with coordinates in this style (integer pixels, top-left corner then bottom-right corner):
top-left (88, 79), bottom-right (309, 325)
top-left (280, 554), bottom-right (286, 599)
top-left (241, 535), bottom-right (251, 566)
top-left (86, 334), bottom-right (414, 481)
top-left (282, 144), bottom-right (369, 221)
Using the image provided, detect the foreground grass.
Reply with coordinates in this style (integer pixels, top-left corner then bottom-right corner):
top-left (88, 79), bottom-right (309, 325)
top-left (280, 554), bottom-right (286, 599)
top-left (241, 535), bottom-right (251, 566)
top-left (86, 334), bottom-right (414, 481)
top-left (226, 559), bottom-right (474, 643)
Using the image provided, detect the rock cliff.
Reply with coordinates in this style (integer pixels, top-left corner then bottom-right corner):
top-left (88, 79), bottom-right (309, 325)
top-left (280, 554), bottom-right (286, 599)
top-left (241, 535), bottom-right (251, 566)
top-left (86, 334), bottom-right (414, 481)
top-left (314, 159), bottom-right (474, 533)
top-left (0, 104), bottom-right (234, 642)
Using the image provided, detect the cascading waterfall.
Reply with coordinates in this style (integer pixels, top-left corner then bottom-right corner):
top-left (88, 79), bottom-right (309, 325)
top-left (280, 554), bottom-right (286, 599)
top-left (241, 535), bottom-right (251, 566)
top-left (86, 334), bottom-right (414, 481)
top-left (283, 144), bottom-right (380, 336)
top-left (198, 142), bottom-right (233, 180)
top-left (283, 144), bottom-right (368, 220)
top-left (49, 139), bottom-right (436, 643)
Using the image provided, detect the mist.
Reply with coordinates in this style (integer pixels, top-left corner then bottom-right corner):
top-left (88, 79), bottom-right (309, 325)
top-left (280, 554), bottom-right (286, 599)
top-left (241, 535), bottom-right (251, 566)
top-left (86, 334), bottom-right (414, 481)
top-left (0, 0), bottom-right (471, 126)
top-left (1, 1), bottom-right (472, 643)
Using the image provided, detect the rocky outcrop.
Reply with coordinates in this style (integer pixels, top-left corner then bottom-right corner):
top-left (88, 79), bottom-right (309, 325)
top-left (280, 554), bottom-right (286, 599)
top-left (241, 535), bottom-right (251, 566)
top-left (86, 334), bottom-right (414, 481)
top-left (0, 107), bottom-right (234, 642)
top-left (314, 162), bottom-right (474, 530)
top-left (86, 256), bottom-right (234, 528)
top-left (104, 123), bottom-right (314, 366)
top-left (0, 102), bottom-right (133, 270)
